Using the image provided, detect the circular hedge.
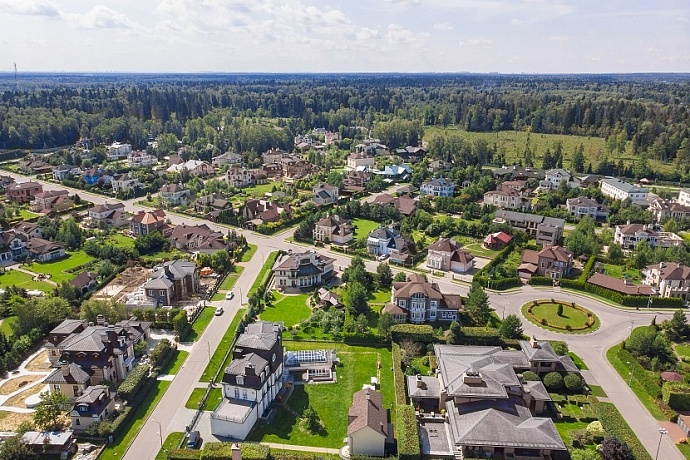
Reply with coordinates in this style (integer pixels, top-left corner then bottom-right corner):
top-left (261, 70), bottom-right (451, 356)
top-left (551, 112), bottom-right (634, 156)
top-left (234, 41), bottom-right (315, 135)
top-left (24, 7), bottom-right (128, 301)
top-left (521, 299), bottom-right (600, 334)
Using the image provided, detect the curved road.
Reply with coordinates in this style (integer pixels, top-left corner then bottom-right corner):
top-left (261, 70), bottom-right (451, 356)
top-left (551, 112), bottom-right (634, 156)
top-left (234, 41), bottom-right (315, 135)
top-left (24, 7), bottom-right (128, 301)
top-left (4, 173), bottom-right (683, 459)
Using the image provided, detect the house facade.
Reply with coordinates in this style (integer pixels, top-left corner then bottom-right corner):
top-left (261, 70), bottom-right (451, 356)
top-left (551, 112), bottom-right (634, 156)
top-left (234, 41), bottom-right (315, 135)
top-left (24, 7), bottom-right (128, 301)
top-left (347, 389), bottom-right (389, 457)
top-left (167, 160), bottom-right (213, 177)
top-left (426, 238), bottom-right (475, 273)
top-left (383, 273), bottom-right (462, 323)
top-left (169, 224), bottom-right (227, 253)
top-left (483, 187), bottom-right (531, 211)
top-left (483, 231), bottom-right (512, 250)
top-left (160, 183), bottom-right (191, 206)
top-left (371, 194), bottom-right (418, 216)
top-left (127, 151), bottom-right (157, 168)
top-left (520, 245), bottom-right (573, 279)
top-left (312, 215), bottom-right (354, 245)
top-left (543, 169), bottom-right (579, 189)
top-left (225, 167), bottom-right (258, 188)
top-left (420, 177), bottom-right (456, 197)
top-left (107, 142), bottom-right (132, 159)
top-left (69, 385), bottom-right (115, 432)
top-left (211, 322), bottom-right (284, 440)
top-left (111, 173), bottom-right (142, 194)
top-left (600, 178), bottom-right (649, 202)
top-left (26, 238), bottom-right (65, 262)
top-left (272, 250), bottom-right (335, 292)
top-left (614, 223), bottom-right (683, 250)
top-left (566, 197), bottom-right (610, 220)
top-left (649, 198), bottom-right (690, 223)
top-left (31, 189), bottom-right (73, 214)
top-left (7, 181), bottom-right (43, 203)
top-left (142, 259), bottom-right (199, 306)
top-left (493, 210), bottom-right (564, 245)
top-left (87, 202), bottom-right (129, 227)
top-left (312, 183), bottom-right (339, 205)
top-left (366, 226), bottom-right (414, 264)
top-left (212, 151), bottom-right (243, 168)
top-left (643, 262), bottom-right (690, 299)
top-left (130, 209), bottom-right (167, 236)
top-left (347, 153), bottom-right (375, 170)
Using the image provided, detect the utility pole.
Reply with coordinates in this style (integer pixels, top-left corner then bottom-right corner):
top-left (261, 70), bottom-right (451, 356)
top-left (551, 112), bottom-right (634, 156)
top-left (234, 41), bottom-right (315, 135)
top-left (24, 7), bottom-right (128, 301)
top-left (13, 63), bottom-right (18, 90)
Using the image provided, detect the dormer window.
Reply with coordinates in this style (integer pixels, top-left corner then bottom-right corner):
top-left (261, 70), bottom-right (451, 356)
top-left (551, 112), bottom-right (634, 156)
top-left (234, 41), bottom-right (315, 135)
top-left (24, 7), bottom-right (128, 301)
top-left (236, 375), bottom-right (244, 385)
top-left (77, 352), bottom-right (86, 358)
top-left (93, 353), bottom-right (99, 359)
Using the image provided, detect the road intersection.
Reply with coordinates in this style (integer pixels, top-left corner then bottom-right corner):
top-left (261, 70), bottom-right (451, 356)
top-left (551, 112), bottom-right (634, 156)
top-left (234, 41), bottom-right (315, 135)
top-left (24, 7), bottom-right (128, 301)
top-left (3, 172), bottom-right (684, 459)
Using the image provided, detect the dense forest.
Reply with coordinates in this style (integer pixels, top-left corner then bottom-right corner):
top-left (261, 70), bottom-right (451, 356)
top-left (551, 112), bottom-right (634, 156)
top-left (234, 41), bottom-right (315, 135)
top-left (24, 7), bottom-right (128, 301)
top-left (0, 72), bottom-right (689, 171)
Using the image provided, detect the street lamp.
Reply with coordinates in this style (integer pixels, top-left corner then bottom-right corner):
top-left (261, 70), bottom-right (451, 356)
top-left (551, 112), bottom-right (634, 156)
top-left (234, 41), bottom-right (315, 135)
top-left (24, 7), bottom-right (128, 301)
top-left (152, 419), bottom-right (163, 449)
top-left (237, 286), bottom-right (243, 305)
top-left (656, 427), bottom-right (668, 460)
top-left (200, 338), bottom-right (212, 363)
top-left (627, 361), bottom-right (634, 386)
top-left (648, 294), bottom-right (653, 309)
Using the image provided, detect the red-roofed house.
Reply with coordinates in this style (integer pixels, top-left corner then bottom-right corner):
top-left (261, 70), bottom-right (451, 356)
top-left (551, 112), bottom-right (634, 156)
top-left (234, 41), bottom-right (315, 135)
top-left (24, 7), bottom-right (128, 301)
top-left (587, 273), bottom-right (654, 296)
top-left (31, 189), bottom-right (73, 214)
top-left (130, 209), bottom-right (168, 236)
top-left (483, 231), bottom-right (512, 250)
top-left (7, 181), bottom-right (42, 203)
top-left (520, 244), bottom-right (573, 279)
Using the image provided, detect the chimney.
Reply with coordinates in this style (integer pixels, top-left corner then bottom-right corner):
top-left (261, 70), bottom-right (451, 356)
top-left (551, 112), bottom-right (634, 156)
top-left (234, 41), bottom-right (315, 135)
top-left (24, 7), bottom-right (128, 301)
top-left (231, 444), bottom-right (242, 460)
top-left (416, 375), bottom-right (425, 389)
top-left (245, 364), bottom-right (255, 376)
top-left (530, 335), bottom-right (538, 348)
top-left (366, 391), bottom-right (371, 401)
top-left (61, 362), bottom-right (70, 377)
top-left (96, 315), bottom-right (105, 326)
top-left (659, 262), bottom-right (665, 269)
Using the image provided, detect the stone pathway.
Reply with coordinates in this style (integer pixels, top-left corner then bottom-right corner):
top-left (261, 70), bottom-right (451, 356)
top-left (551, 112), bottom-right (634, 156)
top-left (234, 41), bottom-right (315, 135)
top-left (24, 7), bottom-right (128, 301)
top-left (8, 266), bottom-right (57, 286)
top-left (0, 347), bottom-right (52, 412)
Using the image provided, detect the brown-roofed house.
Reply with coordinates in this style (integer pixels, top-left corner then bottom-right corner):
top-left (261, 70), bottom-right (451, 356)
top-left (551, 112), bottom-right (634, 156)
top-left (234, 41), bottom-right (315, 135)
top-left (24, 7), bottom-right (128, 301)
top-left (519, 244), bottom-right (573, 279)
top-left (130, 209), bottom-right (168, 236)
top-left (483, 231), bottom-right (512, 250)
top-left (426, 237), bottom-right (475, 273)
top-left (371, 193), bottom-right (418, 216)
top-left (587, 273), bottom-right (654, 296)
top-left (169, 223), bottom-right (227, 253)
top-left (643, 262), bottom-right (690, 299)
top-left (347, 388), bottom-right (389, 457)
top-left (7, 181), bottom-right (43, 203)
top-left (383, 273), bottom-right (462, 323)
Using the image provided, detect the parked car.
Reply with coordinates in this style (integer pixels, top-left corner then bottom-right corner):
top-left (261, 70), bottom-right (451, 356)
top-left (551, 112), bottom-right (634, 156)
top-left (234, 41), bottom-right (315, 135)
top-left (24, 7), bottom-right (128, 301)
top-left (187, 431), bottom-right (202, 449)
top-left (376, 254), bottom-right (389, 261)
top-left (215, 307), bottom-right (224, 316)
top-left (225, 291), bottom-right (234, 300)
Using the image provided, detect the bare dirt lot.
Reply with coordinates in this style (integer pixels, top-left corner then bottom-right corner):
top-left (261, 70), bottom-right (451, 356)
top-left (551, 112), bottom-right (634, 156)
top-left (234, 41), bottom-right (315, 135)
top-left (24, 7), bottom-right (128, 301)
top-left (0, 410), bottom-right (34, 431)
top-left (0, 375), bottom-right (44, 395)
top-left (93, 266), bottom-right (150, 300)
top-left (25, 349), bottom-right (52, 371)
top-left (2, 383), bottom-right (46, 408)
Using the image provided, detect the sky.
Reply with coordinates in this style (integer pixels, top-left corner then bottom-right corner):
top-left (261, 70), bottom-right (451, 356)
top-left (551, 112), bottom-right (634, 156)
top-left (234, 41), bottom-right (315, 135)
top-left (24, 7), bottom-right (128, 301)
top-left (0, 0), bottom-right (688, 73)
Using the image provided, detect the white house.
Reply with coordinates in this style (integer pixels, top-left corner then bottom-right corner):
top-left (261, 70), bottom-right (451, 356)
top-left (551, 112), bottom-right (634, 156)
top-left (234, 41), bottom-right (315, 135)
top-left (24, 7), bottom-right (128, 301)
top-left (426, 238), bottom-right (475, 273)
top-left (211, 322), bottom-right (284, 441)
top-left (107, 142), bottom-right (132, 160)
top-left (420, 177), bottom-right (456, 197)
top-left (313, 215), bottom-right (354, 245)
top-left (600, 178), bottom-right (649, 203)
top-left (347, 153), bottom-right (375, 170)
top-left (347, 388), bottom-right (388, 457)
top-left (679, 189), bottom-right (690, 207)
top-left (565, 197), bottom-right (610, 220)
top-left (272, 250), bottom-right (335, 292)
top-left (312, 183), bottom-right (339, 205)
top-left (160, 183), bottom-right (191, 206)
top-left (225, 167), bottom-right (258, 188)
top-left (127, 151), bottom-right (157, 168)
top-left (614, 223), bottom-right (683, 250)
top-left (167, 160), bottom-right (213, 177)
top-left (643, 262), bottom-right (690, 300)
top-left (111, 173), bottom-right (142, 194)
top-left (543, 169), bottom-right (579, 189)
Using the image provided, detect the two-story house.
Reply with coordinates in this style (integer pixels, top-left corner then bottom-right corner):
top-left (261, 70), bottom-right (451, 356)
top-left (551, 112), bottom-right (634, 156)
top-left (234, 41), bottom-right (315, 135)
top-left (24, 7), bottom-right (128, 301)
top-left (31, 189), bottom-right (73, 214)
top-left (483, 186), bottom-right (531, 211)
top-left (69, 385), bottom-right (115, 432)
top-left (160, 183), bottom-right (191, 206)
top-left (52, 164), bottom-right (76, 181)
top-left (212, 151), bottom-right (243, 168)
top-left (127, 150), bottom-right (157, 168)
top-left (169, 224), bottom-right (227, 253)
top-left (347, 153), bottom-right (375, 170)
top-left (600, 178), bottom-right (649, 203)
top-left (6, 181), bottom-right (42, 203)
top-left (614, 223), bottom-right (683, 250)
top-left (225, 167), bottom-right (259, 188)
top-left (520, 244), bottom-right (573, 279)
top-left (420, 177), bottom-right (456, 197)
top-left (130, 209), bottom-right (168, 236)
top-left (649, 198), bottom-right (690, 223)
top-left (240, 199), bottom-right (292, 229)
top-left (86, 202), bottom-right (129, 228)
top-left (566, 197), bottom-right (610, 221)
top-left (366, 226), bottom-right (415, 265)
top-left (643, 262), bottom-right (690, 300)
top-left (493, 210), bottom-right (565, 245)
top-left (26, 238), bottom-right (65, 262)
top-left (312, 183), bottom-right (339, 205)
top-left (167, 160), bottom-right (213, 177)
top-left (111, 173), bottom-right (142, 194)
top-left (211, 321), bottom-right (284, 440)
top-left (313, 215), bottom-right (354, 245)
top-left (142, 259), bottom-right (199, 306)
top-left (371, 194), bottom-right (418, 216)
top-left (383, 273), bottom-right (462, 323)
top-left (107, 142), bottom-right (132, 160)
top-left (272, 250), bottom-right (336, 292)
top-left (542, 169), bottom-right (579, 189)
top-left (426, 238), bottom-right (475, 273)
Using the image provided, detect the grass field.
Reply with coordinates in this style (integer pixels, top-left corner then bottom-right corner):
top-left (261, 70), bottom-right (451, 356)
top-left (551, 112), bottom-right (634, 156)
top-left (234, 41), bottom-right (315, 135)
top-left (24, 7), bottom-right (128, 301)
top-left (107, 233), bottom-right (136, 248)
top-left (260, 293), bottom-right (311, 326)
top-left (154, 432), bottom-right (185, 460)
top-left (522, 301), bottom-right (600, 334)
top-left (352, 218), bottom-right (379, 241)
top-left (249, 342), bottom-right (394, 448)
top-left (26, 250), bottom-right (95, 283)
top-left (369, 289), bottom-right (391, 305)
top-left (241, 182), bottom-right (279, 198)
top-left (676, 343), bottom-right (690, 359)
top-left (588, 385), bottom-right (607, 398)
top-left (0, 316), bottom-right (16, 338)
top-left (240, 244), bottom-right (258, 263)
top-left (0, 269), bottom-right (54, 292)
top-left (160, 350), bottom-right (189, 375)
top-left (212, 266), bottom-right (245, 301)
top-left (677, 442), bottom-right (690, 460)
top-left (248, 252), bottom-right (279, 296)
top-left (98, 380), bottom-right (172, 460)
top-left (185, 387), bottom-right (223, 410)
top-left (567, 352), bottom-right (588, 370)
top-left (186, 307), bottom-right (216, 342)
top-left (601, 263), bottom-right (641, 282)
top-left (200, 309), bottom-right (246, 382)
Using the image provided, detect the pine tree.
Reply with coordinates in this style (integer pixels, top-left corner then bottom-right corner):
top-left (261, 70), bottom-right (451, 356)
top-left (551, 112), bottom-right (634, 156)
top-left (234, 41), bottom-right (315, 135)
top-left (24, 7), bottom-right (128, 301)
top-left (465, 282), bottom-right (492, 326)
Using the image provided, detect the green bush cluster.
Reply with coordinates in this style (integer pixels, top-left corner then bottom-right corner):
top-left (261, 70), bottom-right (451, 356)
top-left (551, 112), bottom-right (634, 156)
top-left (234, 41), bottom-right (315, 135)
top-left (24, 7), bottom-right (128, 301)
top-left (240, 443), bottom-right (270, 460)
top-left (616, 348), bottom-right (662, 399)
top-left (108, 406), bottom-right (132, 439)
top-left (169, 450), bottom-right (202, 460)
top-left (391, 324), bottom-right (435, 343)
top-left (200, 442), bottom-right (236, 460)
top-left (455, 327), bottom-right (501, 346)
top-left (662, 381), bottom-right (690, 411)
top-left (578, 256), bottom-right (597, 283)
top-left (593, 401), bottom-right (652, 460)
top-left (474, 242), bottom-right (516, 281)
top-left (392, 342), bottom-right (407, 405)
top-left (396, 405), bottom-right (421, 460)
top-left (116, 363), bottom-right (151, 401)
top-left (149, 338), bottom-right (175, 370)
top-left (554, 279), bottom-right (684, 308)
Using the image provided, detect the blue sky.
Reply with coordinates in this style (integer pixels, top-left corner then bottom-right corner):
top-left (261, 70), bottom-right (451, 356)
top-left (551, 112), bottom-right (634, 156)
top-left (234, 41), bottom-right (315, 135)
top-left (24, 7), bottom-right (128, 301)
top-left (0, 0), bottom-right (688, 73)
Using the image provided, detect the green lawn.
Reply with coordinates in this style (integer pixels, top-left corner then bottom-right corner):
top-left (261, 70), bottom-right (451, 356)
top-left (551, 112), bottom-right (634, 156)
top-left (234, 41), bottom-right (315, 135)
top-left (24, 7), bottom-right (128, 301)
top-left (160, 350), bottom-right (189, 375)
top-left (567, 352), bottom-right (589, 370)
top-left (186, 307), bottom-right (216, 342)
top-left (200, 309), bottom-right (246, 382)
top-left (155, 432), bottom-right (185, 460)
top-left (260, 294), bottom-right (311, 326)
top-left (239, 244), bottom-right (258, 263)
top-left (0, 269), bottom-right (54, 292)
top-left (9, 209), bottom-right (40, 222)
top-left (588, 385), bottom-right (607, 398)
top-left (185, 387), bottom-right (223, 410)
top-left (248, 252), bottom-right (279, 296)
top-left (554, 419), bottom-right (590, 449)
top-left (241, 182), bottom-right (279, 198)
top-left (248, 342), bottom-right (394, 448)
top-left (601, 263), bottom-right (641, 282)
top-left (107, 233), bottom-right (136, 248)
top-left (369, 289), bottom-right (391, 305)
top-left (461, 241), bottom-right (501, 259)
top-left (522, 301), bottom-right (600, 334)
top-left (352, 218), bottom-right (379, 241)
top-left (26, 250), bottom-right (95, 283)
top-left (0, 316), bottom-right (16, 338)
top-left (677, 442), bottom-right (690, 460)
top-left (675, 343), bottom-right (690, 358)
top-left (98, 380), bottom-right (172, 460)
top-left (219, 266), bottom-right (245, 291)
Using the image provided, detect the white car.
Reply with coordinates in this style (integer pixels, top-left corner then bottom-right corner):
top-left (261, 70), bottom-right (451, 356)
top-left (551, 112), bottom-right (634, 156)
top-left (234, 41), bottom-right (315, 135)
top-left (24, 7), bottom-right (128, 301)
top-left (376, 254), bottom-right (389, 261)
top-left (214, 307), bottom-right (224, 316)
top-left (225, 291), bottom-right (234, 300)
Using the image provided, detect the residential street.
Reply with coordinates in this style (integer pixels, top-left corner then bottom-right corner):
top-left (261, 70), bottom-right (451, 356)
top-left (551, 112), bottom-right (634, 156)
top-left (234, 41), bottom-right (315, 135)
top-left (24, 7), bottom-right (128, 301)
top-left (3, 172), bottom-right (684, 459)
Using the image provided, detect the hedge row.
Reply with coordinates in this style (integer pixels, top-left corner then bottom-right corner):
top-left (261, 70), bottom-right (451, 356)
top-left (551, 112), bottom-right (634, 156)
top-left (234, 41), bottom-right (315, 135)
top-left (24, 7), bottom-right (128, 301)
top-left (201, 442), bottom-right (236, 460)
top-left (150, 338), bottom-right (175, 370)
top-left (109, 406), bottom-right (132, 439)
top-left (396, 405), bottom-right (421, 460)
top-left (392, 342), bottom-right (407, 405)
top-left (116, 363), bottom-right (151, 401)
top-left (593, 401), bottom-right (652, 460)
top-left (169, 450), bottom-right (202, 460)
top-left (474, 242), bottom-right (516, 280)
top-left (616, 347), bottom-right (662, 399)
top-left (455, 327), bottom-right (502, 346)
top-left (241, 443), bottom-right (270, 460)
top-left (578, 256), bottom-right (598, 283)
top-left (663, 382), bottom-right (690, 411)
top-left (391, 324), bottom-right (435, 343)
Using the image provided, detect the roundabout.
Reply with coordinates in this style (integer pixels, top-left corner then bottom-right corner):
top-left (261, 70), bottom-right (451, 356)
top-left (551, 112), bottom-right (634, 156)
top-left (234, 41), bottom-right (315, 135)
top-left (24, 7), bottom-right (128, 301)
top-left (521, 299), bottom-right (600, 334)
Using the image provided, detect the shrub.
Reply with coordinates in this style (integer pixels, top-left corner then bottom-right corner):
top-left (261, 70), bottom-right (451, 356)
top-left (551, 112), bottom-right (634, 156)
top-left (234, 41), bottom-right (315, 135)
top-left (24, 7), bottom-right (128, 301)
top-left (662, 381), bottom-right (690, 411)
top-left (392, 342), bottom-right (407, 405)
top-left (586, 421), bottom-right (606, 443)
top-left (170, 450), bottom-right (202, 460)
top-left (564, 373), bottom-right (584, 392)
top-left (457, 327), bottom-right (501, 346)
top-left (543, 372), bottom-right (564, 390)
top-left (240, 443), bottom-right (270, 460)
top-left (594, 401), bottom-right (652, 460)
top-left (201, 442), bottom-right (235, 460)
top-left (391, 324), bottom-right (435, 343)
top-left (551, 341), bottom-right (569, 356)
top-left (149, 338), bottom-right (175, 370)
top-left (522, 371), bottom-right (540, 381)
top-left (116, 364), bottom-right (151, 401)
top-left (396, 405), bottom-right (421, 460)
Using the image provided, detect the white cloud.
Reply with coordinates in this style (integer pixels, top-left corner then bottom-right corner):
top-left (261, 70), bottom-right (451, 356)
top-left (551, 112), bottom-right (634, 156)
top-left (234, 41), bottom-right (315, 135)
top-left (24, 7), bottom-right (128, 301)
top-left (549, 35), bottom-right (569, 42)
top-left (459, 38), bottom-right (492, 48)
top-left (382, 0), bottom-right (420, 6)
top-left (433, 22), bottom-right (453, 31)
top-left (509, 18), bottom-right (525, 25)
top-left (66, 5), bottom-right (136, 29)
top-left (678, 16), bottom-right (688, 22)
top-left (0, 0), bottom-right (59, 17)
top-left (386, 24), bottom-right (428, 44)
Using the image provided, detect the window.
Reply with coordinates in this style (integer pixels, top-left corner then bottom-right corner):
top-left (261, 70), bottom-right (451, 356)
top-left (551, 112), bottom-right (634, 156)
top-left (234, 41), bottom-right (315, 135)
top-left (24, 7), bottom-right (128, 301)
top-left (236, 375), bottom-right (244, 385)
top-left (242, 389), bottom-right (248, 400)
top-left (73, 386), bottom-right (79, 397)
top-left (234, 388), bottom-right (240, 399)
top-left (75, 419), bottom-right (80, 425)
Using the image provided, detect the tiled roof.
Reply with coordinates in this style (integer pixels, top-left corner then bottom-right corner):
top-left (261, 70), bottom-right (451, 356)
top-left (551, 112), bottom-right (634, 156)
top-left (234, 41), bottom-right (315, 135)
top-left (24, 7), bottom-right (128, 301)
top-left (587, 273), bottom-right (654, 296)
top-left (44, 363), bottom-right (92, 385)
top-left (348, 388), bottom-right (388, 437)
top-left (647, 262), bottom-right (690, 281)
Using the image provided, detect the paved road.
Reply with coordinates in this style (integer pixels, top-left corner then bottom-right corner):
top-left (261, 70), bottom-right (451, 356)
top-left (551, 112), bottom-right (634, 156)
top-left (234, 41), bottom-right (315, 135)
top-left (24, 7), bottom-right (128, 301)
top-left (5, 173), bottom-right (684, 459)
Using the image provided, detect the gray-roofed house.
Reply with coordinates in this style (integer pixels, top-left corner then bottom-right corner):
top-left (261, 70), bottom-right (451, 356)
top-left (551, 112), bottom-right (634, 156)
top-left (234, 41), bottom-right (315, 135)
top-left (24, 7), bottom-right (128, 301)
top-left (313, 215), bottom-right (354, 245)
top-left (366, 226), bottom-right (415, 264)
top-left (347, 388), bottom-right (389, 457)
top-left (272, 250), bottom-right (336, 292)
top-left (426, 237), bottom-right (475, 273)
top-left (169, 223), bottom-right (227, 254)
top-left (211, 321), bottom-right (284, 440)
top-left (44, 362), bottom-right (93, 397)
top-left (159, 183), bottom-right (191, 206)
top-left (312, 182), bottom-right (339, 205)
top-left (600, 177), bottom-right (649, 203)
top-left (382, 273), bottom-right (462, 323)
top-left (493, 210), bottom-right (565, 245)
top-left (420, 177), bottom-right (455, 197)
top-left (69, 385), bottom-right (115, 431)
top-left (22, 430), bottom-right (77, 458)
top-left (26, 237), bottom-right (65, 262)
top-left (409, 343), bottom-right (568, 459)
top-left (69, 271), bottom-right (99, 295)
top-left (143, 259), bottom-right (199, 306)
top-left (566, 197), bottom-right (610, 221)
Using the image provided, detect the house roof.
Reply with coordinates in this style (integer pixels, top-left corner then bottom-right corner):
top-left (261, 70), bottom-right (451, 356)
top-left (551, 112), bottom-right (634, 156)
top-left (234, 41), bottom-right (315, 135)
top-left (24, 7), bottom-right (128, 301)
top-left (646, 262), bottom-right (690, 281)
top-left (225, 352), bottom-right (269, 377)
top-left (132, 209), bottom-right (166, 225)
top-left (406, 375), bottom-right (441, 399)
top-left (587, 273), bottom-right (654, 296)
top-left (521, 249), bottom-right (539, 265)
top-left (484, 232), bottom-right (513, 245)
top-left (393, 276), bottom-right (462, 310)
top-left (601, 177), bottom-right (648, 194)
top-left (26, 238), bottom-right (64, 255)
top-left (272, 251), bottom-right (335, 273)
top-left (69, 385), bottom-right (112, 417)
top-left (22, 431), bottom-right (74, 448)
top-left (160, 183), bottom-right (188, 194)
top-left (89, 202), bottom-right (125, 214)
top-left (428, 237), bottom-right (461, 254)
top-left (538, 245), bottom-right (572, 263)
top-left (44, 363), bottom-right (92, 385)
top-left (519, 339), bottom-right (560, 363)
top-left (236, 321), bottom-right (282, 351)
top-left (493, 210), bottom-right (565, 229)
top-left (50, 319), bottom-right (87, 336)
top-left (69, 271), bottom-right (98, 289)
top-left (347, 388), bottom-right (388, 437)
top-left (423, 177), bottom-right (455, 187)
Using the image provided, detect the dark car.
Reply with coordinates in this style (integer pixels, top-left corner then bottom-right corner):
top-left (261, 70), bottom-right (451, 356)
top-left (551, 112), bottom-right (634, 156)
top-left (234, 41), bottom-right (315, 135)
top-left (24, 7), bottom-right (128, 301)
top-left (187, 431), bottom-right (202, 449)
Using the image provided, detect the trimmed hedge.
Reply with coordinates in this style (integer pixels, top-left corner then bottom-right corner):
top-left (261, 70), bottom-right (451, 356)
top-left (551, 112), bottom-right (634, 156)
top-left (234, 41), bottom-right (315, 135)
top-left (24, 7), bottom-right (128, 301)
top-left (109, 406), bottom-right (132, 439)
top-left (116, 363), bottom-right (151, 401)
top-left (392, 342), bottom-right (407, 405)
top-left (529, 276), bottom-right (554, 286)
top-left (201, 442), bottom-right (235, 460)
top-left (391, 324), bottom-right (435, 343)
top-left (663, 382), bottom-right (690, 411)
top-left (396, 405), bottom-right (421, 460)
top-left (616, 348), bottom-right (662, 399)
top-left (241, 443), bottom-right (270, 460)
top-left (457, 327), bottom-right (501, 346)
top-left (578, 256), bottom-right (597, 283)
top-left (170, 450), bottom-right (202, 460)
top-left (593, 401), bottom-right (652, 460)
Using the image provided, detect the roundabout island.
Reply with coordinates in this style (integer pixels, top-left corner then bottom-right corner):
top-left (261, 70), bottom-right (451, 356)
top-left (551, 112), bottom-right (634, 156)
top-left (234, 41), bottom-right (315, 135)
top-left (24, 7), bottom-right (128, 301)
top-left (521, 299), bottom-right (600, 334)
